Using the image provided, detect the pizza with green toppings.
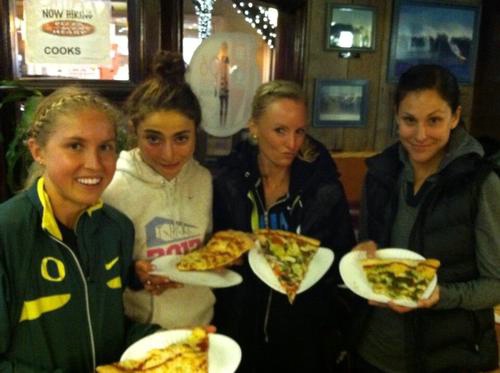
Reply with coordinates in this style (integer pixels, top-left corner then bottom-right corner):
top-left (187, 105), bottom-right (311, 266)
top-left (256, 229), bottom-right (320, 304)
top-left (361, 257), bottom-right (440, 302)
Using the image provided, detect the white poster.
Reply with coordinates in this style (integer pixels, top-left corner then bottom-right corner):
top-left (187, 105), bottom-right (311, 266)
top-left (187, 33), bottom-right (260, 137)
top-left (24, 0), bottom-right (111, 65)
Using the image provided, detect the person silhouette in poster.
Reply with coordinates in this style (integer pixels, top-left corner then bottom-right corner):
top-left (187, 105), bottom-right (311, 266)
top-left (215, 41), bottom-right (230, 128)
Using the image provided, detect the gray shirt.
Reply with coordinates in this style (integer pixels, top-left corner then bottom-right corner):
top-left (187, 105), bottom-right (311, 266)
top-left (357, 129), bottom-right (500, 372)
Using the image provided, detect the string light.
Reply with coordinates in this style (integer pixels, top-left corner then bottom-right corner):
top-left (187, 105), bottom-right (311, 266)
top-left (231, 1), bottom-right (277, 48)
top-left (193, 0), bottom-right (216, 39)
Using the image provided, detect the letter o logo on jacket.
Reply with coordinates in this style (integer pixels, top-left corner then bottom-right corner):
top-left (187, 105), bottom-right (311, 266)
top-left (41, 257), bottom-right (66, 282)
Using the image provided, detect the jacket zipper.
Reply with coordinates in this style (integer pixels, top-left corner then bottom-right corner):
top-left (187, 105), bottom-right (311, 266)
top-left (50, 236), bottom-right (96, 371)
top-left (250, 188), bottom-right (294, 343)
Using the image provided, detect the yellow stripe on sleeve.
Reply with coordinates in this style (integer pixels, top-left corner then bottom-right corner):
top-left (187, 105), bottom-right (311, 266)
top-left (105, 257), bottom-right (119, 270)
top-left (106, 276), bottom-right (122, 289)
top-left (19, 294), bottom-right (71, 322)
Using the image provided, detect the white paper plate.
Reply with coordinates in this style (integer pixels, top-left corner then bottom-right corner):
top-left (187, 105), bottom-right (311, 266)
top-left (151, 255), bottom-right (242, 288)
top-left (248, 247), bottom-right (334, 295)
top-left (121, 329), bottom-right (241, 373)
top-left (339, 248), bottom-right (438, 308)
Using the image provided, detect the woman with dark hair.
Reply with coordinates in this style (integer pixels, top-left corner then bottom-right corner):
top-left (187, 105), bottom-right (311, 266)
top-left (351, 64), bottom-right (500, 372)
top-left (103, 51), bottom-right (214, 330)
top-left (212, 80), bottom-right (355, 372)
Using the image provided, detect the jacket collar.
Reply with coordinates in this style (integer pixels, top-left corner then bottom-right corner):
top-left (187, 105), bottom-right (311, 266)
top-left (222, 136), bottom-right (338, 195)
top-left (31, 177), bottom-right (103, 240)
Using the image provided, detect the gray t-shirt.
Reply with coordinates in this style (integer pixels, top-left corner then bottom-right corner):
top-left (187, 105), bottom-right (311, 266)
top-left (357, 130), bottom-right (500, 371)
top-left (357, 174), bottom-right (420, 373)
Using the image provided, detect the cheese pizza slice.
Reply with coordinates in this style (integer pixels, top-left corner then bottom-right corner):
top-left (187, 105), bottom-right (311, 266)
top-left (176, 230), bottom-right (255, 271)
top-left (96, 328), bottom-right (208, 373)
top-left (256, 229), bottom-right (320, 304)
top-left (361, 257), bottom-right (440, 302)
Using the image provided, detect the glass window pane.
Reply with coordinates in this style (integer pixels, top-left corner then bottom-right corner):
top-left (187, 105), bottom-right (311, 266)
top-left (183, 0), bottom-right (277, 84)
top-left (13, 0), bottom-right (129, 80)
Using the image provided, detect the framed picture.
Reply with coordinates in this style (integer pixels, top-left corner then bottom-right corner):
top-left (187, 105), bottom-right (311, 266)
top-left (312, 79), bottom-right (369, 128)
top-left (388, 0), bottom-right (481, 84)
top-left (325, 3), bottom-right (375, 51)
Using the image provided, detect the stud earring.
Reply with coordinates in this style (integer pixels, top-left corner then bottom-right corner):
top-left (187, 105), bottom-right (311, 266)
top-left (249, 133), bottom-right (258, 145)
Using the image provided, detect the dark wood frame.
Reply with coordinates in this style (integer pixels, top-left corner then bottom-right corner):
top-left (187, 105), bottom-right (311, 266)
top-left (312, 79), bottom-right (369, 128)
top-left (273, 2), bottom-right (307, 82)
top-left (387, 0), bottom-right (481, 84)
top-left (0, 0), bottom-right (183, 98)
top-left (325, 3), bottom-right (376, 52)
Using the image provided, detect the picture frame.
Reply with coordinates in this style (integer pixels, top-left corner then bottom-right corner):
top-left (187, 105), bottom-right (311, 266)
top-left (325, 3), bottom-right (375, 51)
top-left (388, 0), bottom-right (481, 84)
top-left (312, 79), bottom-right (369, 128)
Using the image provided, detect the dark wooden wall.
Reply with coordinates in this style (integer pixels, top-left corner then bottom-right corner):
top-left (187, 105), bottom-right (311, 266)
top-left (304, 0), bottom-right (481, 152)
top-left (471, 0), bottom-right (500, 141)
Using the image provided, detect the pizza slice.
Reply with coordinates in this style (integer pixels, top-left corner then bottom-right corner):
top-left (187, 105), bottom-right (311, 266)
top-left (256, 229), bottom-right (321, 304)
top-left (361, 257), bottom-right (440, 303)
top-left (176, 230), bottom-right (255, 271)
top-left (96, 327), bottom-right (209, 373)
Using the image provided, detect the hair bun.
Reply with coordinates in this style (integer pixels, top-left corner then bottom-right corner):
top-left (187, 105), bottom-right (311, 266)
top-left (152, 51), bottom-right (186, 85)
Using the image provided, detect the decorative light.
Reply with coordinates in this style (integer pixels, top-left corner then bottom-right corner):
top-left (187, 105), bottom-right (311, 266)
top-left (231, 1), bottom-right (277, 48)
top-left (192, 0), bottom-right (216, 39)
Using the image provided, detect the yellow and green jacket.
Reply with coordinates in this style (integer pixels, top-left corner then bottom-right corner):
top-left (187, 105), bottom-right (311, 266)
top-left (0, 179), bottom-right (158, 372)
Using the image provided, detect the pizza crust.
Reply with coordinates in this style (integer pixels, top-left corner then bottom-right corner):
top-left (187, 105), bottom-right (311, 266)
top-left (176, 230), bottom-right (255, 271)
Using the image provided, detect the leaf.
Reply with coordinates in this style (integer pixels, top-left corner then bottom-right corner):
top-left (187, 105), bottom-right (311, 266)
top-left (4, 94), bottom-right (44, 191)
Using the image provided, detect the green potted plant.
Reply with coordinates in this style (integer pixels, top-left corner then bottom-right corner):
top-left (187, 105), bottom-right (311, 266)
top-left (0, 80), bottom-right (43, 193)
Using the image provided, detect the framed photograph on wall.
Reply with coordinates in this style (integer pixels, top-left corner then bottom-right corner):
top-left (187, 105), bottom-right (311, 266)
top-left (388, 0), bottom-right (481, 84)
top-left (312, 79), bottom-right (369, 128)
top-left (325, 3), bottom-right (376, 51)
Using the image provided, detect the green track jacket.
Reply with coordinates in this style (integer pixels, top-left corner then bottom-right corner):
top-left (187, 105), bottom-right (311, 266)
top-left (0, 178), bottom-right (158, 372)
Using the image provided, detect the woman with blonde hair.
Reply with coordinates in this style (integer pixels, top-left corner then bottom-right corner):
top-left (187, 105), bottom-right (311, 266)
top-left (0, 86), bottom-right (157, 371)
top-left (212, 80), bottom-right (355, 372)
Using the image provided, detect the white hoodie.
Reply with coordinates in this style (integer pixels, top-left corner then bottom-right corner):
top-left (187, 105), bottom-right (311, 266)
top-left (103, 148), bottom-right (215, 329)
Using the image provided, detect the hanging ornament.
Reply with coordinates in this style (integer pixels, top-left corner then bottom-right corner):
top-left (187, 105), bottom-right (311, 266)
top-left (193, 0), bottom-right (216, 39)
top-left (231, 1), bottom-right (277, 48)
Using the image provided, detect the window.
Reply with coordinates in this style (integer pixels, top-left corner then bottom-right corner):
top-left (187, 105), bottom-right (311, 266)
top-left (12, 0), bottom-right (130, 80)
top-left (182, 0), bottom-right (276, 81)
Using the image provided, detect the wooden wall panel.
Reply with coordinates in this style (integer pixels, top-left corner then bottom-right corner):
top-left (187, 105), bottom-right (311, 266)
top-left (471, 0), bottom-right (500, 140)
top-left (303, 0), bottom-right (479, 152)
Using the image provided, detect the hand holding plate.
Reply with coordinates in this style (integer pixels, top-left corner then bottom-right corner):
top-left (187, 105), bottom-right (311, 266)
top-left (417, 285), bottom-right (440, 308)
top-left (135, 259), bottom-right (182, 295)
top-left (352, 240), bottom-right (378, 258)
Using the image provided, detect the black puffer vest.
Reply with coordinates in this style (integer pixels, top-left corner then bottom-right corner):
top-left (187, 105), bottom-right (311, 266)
top-left (362, 143), bottom-right (498, 372)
